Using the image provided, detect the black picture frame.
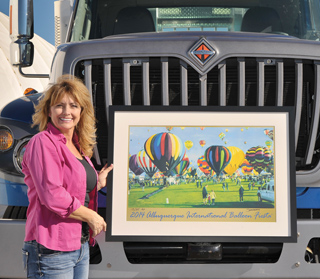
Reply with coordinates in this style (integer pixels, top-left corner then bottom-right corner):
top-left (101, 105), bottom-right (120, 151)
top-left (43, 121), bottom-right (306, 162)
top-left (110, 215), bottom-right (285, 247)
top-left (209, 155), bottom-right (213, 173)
top-left (106, 106), bottom-right (296, 243)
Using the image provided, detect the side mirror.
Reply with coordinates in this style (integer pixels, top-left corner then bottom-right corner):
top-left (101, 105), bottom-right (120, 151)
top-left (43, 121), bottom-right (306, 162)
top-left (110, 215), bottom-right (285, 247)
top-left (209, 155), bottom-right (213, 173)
top-left (9, 0), bottom-right (34, 67)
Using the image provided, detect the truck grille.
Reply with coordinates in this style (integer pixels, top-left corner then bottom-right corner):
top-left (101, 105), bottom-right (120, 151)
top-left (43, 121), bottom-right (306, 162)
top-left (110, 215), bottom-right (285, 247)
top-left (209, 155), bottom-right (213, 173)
top-left (75, 56), bottom-right (320, 170)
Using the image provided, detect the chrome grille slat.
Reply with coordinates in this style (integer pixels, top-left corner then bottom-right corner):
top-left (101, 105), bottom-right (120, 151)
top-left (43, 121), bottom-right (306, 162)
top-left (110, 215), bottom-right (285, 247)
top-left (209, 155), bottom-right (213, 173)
top-left (142, 61), bottom-right (150, 106)
top-left (123, 60), bottom-right (131, 105)
top-left (161, 57), bottom-right (169, 106)
top-left (84, 60), bottom-right (101, 165)
top-left (199, 74), bottom-right (207, 106)
top-left (218, 61), bottom-right (226, 106)
top-left (103, 59), bottom-right (112, 124)
top-left (295, 60), bottom-right (303, 150)
top-left (257, 59), bottom-right (265, 106)
top-left (305, 62), bottom-right (320, 164)
top-left (276, 60), bottom-right (284, 106)
top-left (238, 58), bottom-right (245, 106)
top-left (180, 61), bottom-right (188, 106)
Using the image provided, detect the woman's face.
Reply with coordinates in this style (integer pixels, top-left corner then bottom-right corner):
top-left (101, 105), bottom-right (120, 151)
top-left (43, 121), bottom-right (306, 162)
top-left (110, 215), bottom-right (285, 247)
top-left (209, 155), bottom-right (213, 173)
top-left (49, 94), bottom-right (81, 137)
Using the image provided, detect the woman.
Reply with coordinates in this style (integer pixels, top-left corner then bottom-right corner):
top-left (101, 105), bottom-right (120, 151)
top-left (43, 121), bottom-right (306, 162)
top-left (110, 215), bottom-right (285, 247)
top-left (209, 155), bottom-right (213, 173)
top-left (21, 75), bottom-right (113, 278)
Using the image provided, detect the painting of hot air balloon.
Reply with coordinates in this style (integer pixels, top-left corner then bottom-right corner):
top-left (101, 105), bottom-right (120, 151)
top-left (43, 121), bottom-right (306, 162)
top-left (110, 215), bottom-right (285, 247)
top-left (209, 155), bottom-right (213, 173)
top-left (184, 140), bottom-right (193, 150)
top-left (245, 146), bottom-right (272, 174)
top-left (267, 130), bottom-right (274, 141)
top-left (204, 146), bottom-right (231, 176)
top-left (144, 132), bottom-right (186, 176)
top-left (223, 146), bottom-right (245, 176)
top-left (199, 140), bottom-right (206, 147)
top-left (242, 165), bottom-right (253, 175)
top-left (171, 154), bottom-right (190, 176)
top-left (219, 132), bottom-right (225, 141)
top-left (265, 140), bottom-right (273, 149)
top-left (197, 156), bottom-right (214, 176)
top-left (136, 150), bottom-right (158, 178)
top-left (129, 154), bottom-right (144, 175)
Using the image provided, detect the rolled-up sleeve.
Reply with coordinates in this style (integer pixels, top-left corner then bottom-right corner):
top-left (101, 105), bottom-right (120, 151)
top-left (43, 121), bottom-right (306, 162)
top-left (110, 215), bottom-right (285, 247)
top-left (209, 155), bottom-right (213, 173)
top-left (25, 136), bottom-right (82, 218)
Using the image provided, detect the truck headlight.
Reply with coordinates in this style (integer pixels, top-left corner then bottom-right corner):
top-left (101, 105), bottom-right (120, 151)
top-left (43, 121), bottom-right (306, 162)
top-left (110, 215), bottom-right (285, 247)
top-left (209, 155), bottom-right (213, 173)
top-left (13, 137), bottom-right (31, 174)
top-left (0, 128), bottom-right (14, 151)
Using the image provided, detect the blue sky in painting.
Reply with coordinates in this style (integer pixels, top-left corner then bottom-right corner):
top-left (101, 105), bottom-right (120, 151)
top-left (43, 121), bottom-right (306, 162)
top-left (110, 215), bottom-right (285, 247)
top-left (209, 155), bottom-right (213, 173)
top-left (129, 126), bottom-right (273, 168)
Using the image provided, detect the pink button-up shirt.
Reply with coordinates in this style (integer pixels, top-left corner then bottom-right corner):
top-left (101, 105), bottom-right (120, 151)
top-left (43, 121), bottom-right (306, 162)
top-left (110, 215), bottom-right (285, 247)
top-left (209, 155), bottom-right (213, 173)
top-left (22, 123), bottom-right (98, 251)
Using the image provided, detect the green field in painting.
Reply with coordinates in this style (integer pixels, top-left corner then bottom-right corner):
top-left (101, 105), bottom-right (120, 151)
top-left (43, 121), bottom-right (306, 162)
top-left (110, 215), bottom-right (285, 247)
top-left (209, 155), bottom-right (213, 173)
top-left (128, 179), bottom-right (274, 208)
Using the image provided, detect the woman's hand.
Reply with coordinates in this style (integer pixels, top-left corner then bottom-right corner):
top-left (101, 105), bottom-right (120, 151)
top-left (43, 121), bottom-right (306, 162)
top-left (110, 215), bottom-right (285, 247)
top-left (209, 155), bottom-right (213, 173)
top-left (86, 211), bottom-right (107, 237)
top-left (69, 206), bottom-right (106, 237)
top-left (97, 163), bottom-right (113, 191)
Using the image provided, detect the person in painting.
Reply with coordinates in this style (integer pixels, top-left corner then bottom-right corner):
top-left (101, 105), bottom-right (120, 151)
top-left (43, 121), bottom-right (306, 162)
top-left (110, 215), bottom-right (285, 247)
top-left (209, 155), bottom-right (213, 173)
top-left (21, 75), bottom-right (113, 279)
top-left (239, 185), bottom-right (245, 202)
top-left (210, 189), bottom-right (216, 205)
top-left (202, 184), bottom-right (208, 205)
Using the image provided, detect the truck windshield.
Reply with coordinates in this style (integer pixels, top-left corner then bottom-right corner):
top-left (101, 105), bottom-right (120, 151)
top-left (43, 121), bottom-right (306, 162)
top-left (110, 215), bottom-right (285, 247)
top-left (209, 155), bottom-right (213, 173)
top-left (70, 0), bottom-right (320, 42)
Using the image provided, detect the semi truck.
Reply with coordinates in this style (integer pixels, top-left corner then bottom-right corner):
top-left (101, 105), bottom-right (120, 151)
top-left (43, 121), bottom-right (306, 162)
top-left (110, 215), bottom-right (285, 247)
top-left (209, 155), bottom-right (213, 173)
top-left (1, 0), bottom-right (320, 277)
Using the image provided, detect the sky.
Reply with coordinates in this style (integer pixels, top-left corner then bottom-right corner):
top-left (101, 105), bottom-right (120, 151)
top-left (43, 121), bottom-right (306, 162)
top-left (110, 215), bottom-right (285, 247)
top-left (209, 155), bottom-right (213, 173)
top-left (0, 0), bottom-right (55, 45)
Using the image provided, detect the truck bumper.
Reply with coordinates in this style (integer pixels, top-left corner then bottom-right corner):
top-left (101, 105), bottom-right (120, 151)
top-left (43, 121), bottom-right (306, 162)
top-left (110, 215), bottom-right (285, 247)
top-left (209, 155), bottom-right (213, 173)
top-left (1, 220), bottom-right (319, 279)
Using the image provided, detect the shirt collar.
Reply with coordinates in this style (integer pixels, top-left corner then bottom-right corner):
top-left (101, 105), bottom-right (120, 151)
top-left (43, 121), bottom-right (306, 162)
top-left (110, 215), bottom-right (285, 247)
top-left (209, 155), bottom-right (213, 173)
top-left (47, 123), bottom-right (81, 153)
top-left (47, 122), bottom-right (67, 144)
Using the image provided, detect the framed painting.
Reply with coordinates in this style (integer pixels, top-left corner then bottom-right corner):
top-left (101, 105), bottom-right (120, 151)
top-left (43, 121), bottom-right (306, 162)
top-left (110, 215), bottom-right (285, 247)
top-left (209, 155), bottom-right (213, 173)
top-left (106, 106), bottom-right (296, 242)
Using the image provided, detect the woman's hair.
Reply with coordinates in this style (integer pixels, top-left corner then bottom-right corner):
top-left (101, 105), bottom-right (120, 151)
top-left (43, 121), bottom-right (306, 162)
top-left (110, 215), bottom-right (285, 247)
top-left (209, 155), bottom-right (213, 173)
top-left (32, 75), bottom-right (97, 157)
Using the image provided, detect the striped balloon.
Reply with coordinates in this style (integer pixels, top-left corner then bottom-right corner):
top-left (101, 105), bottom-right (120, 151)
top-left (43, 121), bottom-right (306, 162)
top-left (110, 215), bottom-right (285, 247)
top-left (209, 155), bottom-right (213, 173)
top-left (129, 154), bottom-right (144, 175)
top-left (246, 146), bottom-right (272, 174)
top-left (171, 154), bottom-right (190, 176)
top-left (204, 146), bottom-right (232, 176)
top-left (144, 132), bottom-right (185, 176)
top-left (242, 165), bottom-right (253, 174)
top-left (136, 150), bottom-right (158, 178)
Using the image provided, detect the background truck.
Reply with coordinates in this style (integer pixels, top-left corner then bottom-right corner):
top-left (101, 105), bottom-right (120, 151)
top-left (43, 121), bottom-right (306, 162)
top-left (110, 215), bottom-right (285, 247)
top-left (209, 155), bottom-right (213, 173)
top-left (257, 179), bottom-right (275, 203)
top-left (2, 0), bottom-right (320, 278)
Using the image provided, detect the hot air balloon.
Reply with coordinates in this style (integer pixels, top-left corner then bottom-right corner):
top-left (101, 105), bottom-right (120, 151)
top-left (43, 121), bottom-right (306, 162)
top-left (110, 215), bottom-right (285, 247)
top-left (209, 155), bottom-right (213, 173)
top-left (144, 132), bottom-right (185, 176)
top-left (199, 140), bottom-right (206, 147)
top-left (197, 156), bottom-right (214, 176)
top-left (223, 146), bottom-right (245, 176)
top-left (204, 146), bottom-right (232, 176)
top-left (241, 159), bottom-right (251, 167)
top-left (200, 127), bottom-right (205, 130)
top-left (219, 132), bottom-right (225, 140)
top-left (171, 155), bottom-right (190, 176)
top-left (264, 129), bottom-right (270, 136)
top-left (154, 172), bottom-right (164, 178)
top-left (136, 150), bottom-right (158, 178)
top-left (265, 140), bottom-right (273, 149)
top-left (129, 154), bottom-right (144, 175)
top-left (166, 126), bottom-right (173, 131)
top-left (245, 146), bottom-right (272, 174)
top-left (184, 140), bottom-right (193, 150)
top-left (242, 165), bottom-right (253, 175)
top-left (267, 130), bottom-right (274, 141)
